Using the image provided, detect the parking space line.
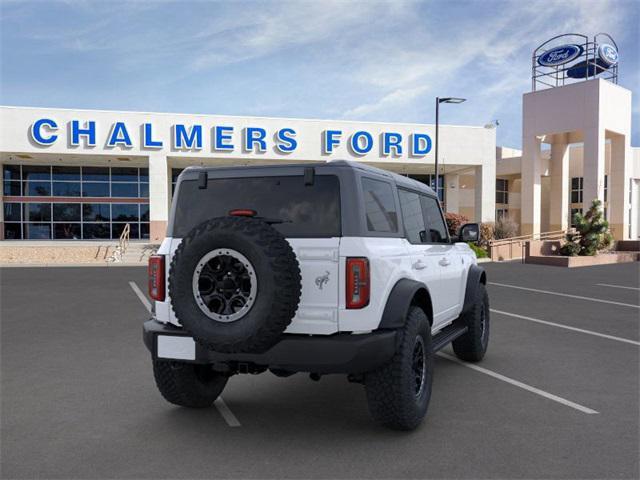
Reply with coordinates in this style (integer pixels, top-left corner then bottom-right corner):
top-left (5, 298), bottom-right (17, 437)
top-left (129, 281), bottom-right (151, 312)
top-left (491, 309), bottom-right (640, 346)
top-left (128, 281), bottom-right (242, 427)
top-left (437, 352), bottom-right (599, 414)
top-left (215, 398), bottom-right (242, 427)
top-left (489, 282), bottom-right (640, 309)
top-left (596, 283), bottom-right (640, 291)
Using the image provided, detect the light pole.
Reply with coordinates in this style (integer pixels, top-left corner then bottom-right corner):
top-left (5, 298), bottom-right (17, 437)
top-left (435, 97), bottom-right (466, 202)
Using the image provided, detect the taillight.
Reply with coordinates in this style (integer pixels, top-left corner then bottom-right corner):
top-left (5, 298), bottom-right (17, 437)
top-left (148, 255), bottom-right (165, 301)
top-left (346, 257), bottom-right (370, 309)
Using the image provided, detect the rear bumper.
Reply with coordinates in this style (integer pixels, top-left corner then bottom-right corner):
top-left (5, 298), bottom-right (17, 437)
top-left (143, 319), bottom-right (397, 374)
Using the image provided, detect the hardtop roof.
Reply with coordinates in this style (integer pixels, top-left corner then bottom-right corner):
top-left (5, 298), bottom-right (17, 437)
top-left (182, 160), bottom-right (436, 196)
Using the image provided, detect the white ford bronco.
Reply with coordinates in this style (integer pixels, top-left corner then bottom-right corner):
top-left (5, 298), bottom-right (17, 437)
top-left (143, 161), bottom-right (489, 430)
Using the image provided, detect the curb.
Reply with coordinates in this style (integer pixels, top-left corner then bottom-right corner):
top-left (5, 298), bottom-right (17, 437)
top-left (0, 263), bottom-right (147, 268)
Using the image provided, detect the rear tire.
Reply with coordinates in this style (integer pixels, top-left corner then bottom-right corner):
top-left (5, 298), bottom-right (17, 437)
top-left (364, 306), bottom-right (433, 430)
top-left (452, 283), bottom-right (490, 362)
top-left (153, 360), bottom-right (228, 408)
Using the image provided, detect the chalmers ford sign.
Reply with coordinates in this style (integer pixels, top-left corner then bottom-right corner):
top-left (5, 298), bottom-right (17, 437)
top-left (29, 118), bottom-right (434, 157)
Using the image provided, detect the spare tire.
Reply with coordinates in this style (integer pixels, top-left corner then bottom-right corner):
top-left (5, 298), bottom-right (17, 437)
top-left (169, 216), bottom-right (301, 353)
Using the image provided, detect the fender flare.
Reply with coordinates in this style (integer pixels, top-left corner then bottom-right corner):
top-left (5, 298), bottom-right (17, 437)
top-left (461, 264), bottom-right (487, 315)
top-left (378, 278), bottom-right (433, 330)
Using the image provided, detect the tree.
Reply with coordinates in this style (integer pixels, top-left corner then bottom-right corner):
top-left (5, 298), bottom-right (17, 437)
top-left (560, 199), bottom-right (613, 256)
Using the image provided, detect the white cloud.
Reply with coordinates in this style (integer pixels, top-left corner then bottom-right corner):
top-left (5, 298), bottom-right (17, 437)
top-left (339, 0), bottom-right (629, 121)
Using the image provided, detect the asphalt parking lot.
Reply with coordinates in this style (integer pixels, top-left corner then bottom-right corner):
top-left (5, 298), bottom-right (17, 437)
top-left (1, 261), bottom-right (639, 479)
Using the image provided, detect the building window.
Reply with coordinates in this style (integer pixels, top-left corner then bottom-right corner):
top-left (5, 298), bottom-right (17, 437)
top-left (496, 208), bottom-right (509, 220)
top-left (406, 174), bottom-right (445, 203)
top-left (3, 201), bottom-right (150, 240)
top-left (571, 177), bottom-right (583, 203)
top-left (426, 174), bottom-right (445, 203)
top-left (2, 164), bottom-right (150, 240)
top-left (496, 179), bottom-right (508, 204)
top-left (604, 175), bottom-right (608, 203)
top-left (171, 168), bottom-right (185, 195)
top-left (2, 165), bottom-right (149, 199)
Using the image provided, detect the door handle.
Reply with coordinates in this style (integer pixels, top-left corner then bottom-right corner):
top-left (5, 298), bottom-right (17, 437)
top-left (412, 260), bottom-right (427, 270)
top-left (439, 257), bottom-right (450, 267)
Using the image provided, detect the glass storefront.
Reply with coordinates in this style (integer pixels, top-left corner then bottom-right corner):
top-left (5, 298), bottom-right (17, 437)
top-left (171, 168), bottom-right (184, 196)
top-left (2, 165), bottom-right (149, 240)
top-left (407, 174), bottom-right (445, 203)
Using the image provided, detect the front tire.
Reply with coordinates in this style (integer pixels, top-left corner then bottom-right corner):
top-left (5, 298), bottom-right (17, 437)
top-left (364, 306), bottom-right (433, 430)
top-left (153, 360), bottom-right (228, 408)
top-left (452, 283), bottom-right (490, 362)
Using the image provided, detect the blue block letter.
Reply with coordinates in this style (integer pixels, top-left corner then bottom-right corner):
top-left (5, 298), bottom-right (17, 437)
top-left (71, 120), bottom-right (96, 146)
top-left (30, 118), bottom-right (58, 145)
top-left (411, 133), bottom-right (432, 156)
top-left (214, 126), bottom-right (234, 151)
top-left (350, 131), bottom-right (373, 155)
top-left (275, 128), bottom-right (297, 153)
top-left (244, 127), bottom-right (267, 152)
top-left (382, 132), bottom-right (403, 156)
top-left (174, 124), bottom-right (203, 150)
top-left (323, 130), bottom-right (342, 154)
top-left (143, 123), bottom-right (163, 148)
top-left (107, 122), bottom-right (133, 148)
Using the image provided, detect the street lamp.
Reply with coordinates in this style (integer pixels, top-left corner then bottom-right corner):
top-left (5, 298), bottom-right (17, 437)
top-left (435, 97), bottom-right (466, 202)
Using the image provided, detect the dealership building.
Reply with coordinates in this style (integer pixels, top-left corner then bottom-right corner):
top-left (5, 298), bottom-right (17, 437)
top-left (0, 106), bottom-right (498, 242)
top-left (0, 34), bottom-right (638, 244)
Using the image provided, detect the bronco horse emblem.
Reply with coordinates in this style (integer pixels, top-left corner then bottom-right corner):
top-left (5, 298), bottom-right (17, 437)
top-left (315, 271), bottom-right (330, 290)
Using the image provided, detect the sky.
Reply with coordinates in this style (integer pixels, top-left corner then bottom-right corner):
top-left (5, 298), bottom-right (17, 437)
top-left (1, 0), bottom-right (638, 148)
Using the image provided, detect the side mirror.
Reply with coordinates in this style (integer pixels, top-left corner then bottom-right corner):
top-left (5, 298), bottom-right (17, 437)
top-left (457, 223), bottom-right (480, 243)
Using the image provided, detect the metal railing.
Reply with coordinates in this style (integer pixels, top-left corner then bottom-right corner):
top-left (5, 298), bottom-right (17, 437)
top-left (489, 229), bottom-right (568, 247)
top-left (531, 33), bottom-right (618, 91)
top-left (106, 223), bottom-right (131, 263)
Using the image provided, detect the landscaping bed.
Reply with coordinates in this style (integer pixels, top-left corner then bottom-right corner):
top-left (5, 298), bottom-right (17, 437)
top-left (525, 251), bottom-right (639, 268)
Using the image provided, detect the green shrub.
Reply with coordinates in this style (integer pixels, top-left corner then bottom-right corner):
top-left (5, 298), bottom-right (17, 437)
top-left (467, 242), bottom-right (488, 258)
top-left (560, 199), bottom-right (613, 256)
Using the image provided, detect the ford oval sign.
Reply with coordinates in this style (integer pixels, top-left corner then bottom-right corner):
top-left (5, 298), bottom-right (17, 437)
top-left (598, 43), bottom-right (618, 66)
top-left (538, 44), bottom-right (583, 67)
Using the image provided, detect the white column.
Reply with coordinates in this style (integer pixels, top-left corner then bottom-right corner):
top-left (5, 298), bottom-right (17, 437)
top-left (521, 135), bottom-right (543, 236)
top-left (148, 153), bottom-right (170, 242)
top-left (582, 126), bottom-right (605, 210)
top-left (609, 134), bottom-right (630, 240)
top-left (549, 134), bottom-right (570, 232)
top-left (445, 173), bottom-right (459, 214)
top-left (474, 163), bottom-right (495, 223)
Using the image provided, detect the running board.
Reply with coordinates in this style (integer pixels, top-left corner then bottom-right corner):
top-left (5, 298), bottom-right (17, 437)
top-left (432, 323), bottom-right (468, 352)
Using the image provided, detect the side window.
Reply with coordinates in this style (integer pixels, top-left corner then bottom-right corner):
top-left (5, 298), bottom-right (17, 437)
top-left (420, 195), bottom-right (449, 243)
top-left (361, 177), bottom-right (398, 233)
top-left (398, 189), bottom-right (427, 244)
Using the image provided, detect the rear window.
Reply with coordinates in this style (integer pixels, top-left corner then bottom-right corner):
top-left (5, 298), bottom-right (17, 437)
top-left (172, 175), bottom-right (341, 238)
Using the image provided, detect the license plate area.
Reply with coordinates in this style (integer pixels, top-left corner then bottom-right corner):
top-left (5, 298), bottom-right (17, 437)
top-left (157, 335), bottom-right (196, 360)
